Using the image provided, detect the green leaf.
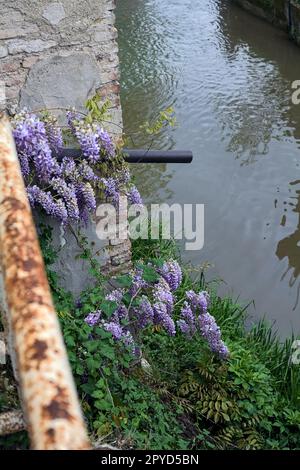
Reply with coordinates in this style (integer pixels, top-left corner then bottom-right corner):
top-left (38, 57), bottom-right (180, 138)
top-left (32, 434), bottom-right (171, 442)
top-left (91, 389), bottom-right (105, 399)
top-left (116, 274), bottom-right (133, 288)
top-left (100, 300), bottom-right (118, 317)
top-left (142, 265), bottom-right (159, 283)
top-left (84, 340), bottom-right (101, 353)
top-left (222, 413), bottom-right (230, 422)
top-left (95, 399), bottom-right (113, 411)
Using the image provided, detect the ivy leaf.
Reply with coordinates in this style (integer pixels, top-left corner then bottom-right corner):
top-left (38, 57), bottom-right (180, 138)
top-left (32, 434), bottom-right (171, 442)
top-left (142, 265), bottom-right (159, 283)
top-left (123, 293), bottom-right (132, 306)
top-left (95, 399), bottom-right (113, 411)
top-left (100, 300), bottom-right (118, 317)
top-left (84, 340), bottom-right (101, 353)
top-left (81, 382), bottom-right (95, 395)
top-left (91, 389), bottom-right (105, 399)
top-left (116, 274), bottom-right (133, 288)
top-left (94, 327), bottom-right (111, 339)
top-left (75, 363), bottom-right (85, 376)
top-left (95, 378), bottom-right (106, 389)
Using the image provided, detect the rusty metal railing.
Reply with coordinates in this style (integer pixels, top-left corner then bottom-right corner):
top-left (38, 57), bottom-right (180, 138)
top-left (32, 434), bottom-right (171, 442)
top-left (0, 113), bottom-right (91, 449)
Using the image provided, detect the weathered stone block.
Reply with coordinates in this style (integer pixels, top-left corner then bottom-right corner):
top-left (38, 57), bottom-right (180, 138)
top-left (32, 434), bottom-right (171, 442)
top-left (42, 2), bottom-right (66, 26)
top-left (0, 61), bottom-right (21, 73)
top-left (7, 39), bottom-right (56, 55)
top-left (34, 212), bottom-right (111, 297)
top-left (20, 53), bottom-right (102, 111)
top-left (0, 24), bottom-right (39, 41)
top-left (0, 46), bottom-right (8, 58)
top-left (22, 56), bottom-right (39, 68)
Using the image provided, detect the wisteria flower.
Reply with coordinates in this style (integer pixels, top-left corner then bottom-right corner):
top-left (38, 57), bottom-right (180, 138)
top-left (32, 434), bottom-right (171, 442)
top-left (128, 186), bottom-right (143, 205)
top-left (84, 310), bottom-right (101, 327)
top-left (12, 109), bottom-right (143, 229)
top-left (153, 278), bottom-right (174, 316)
top-left (159, 259), bottom-right (182, 291)
top-left (153, 302), bottom-right (176, 336)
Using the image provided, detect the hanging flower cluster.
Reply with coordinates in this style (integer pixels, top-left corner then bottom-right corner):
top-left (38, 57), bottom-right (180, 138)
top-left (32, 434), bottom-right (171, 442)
top-left (12, 109), bottom-right (142, 224)
top-left (84, 258), bottom-right (229, 360)
top-left (177, 290), bottom-right (229, 359)
top-left (158, 259), bottom-right (182, 291)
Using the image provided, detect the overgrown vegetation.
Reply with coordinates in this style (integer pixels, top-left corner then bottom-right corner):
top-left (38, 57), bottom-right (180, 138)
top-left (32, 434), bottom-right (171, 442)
top-left (0, 102), bottom-right (299, 449)
top-left (4, 225), bottom-right (299, 450)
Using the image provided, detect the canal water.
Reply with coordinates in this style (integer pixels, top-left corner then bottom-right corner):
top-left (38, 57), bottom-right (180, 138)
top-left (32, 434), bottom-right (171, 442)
top-left (116, 0), bottom-right (300, 336)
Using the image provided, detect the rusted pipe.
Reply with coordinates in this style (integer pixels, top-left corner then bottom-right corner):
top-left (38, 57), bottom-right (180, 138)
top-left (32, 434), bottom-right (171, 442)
top-left (0, 113), bottom-right (91, 450)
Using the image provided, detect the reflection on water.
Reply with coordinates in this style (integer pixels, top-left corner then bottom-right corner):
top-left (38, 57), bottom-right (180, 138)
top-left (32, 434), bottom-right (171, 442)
top-left (131, 163), bottom-right (174, 203)
top-left (276, 180), bottom-right (300, 310)
top-left (116, 0), bottom-right (300, 335)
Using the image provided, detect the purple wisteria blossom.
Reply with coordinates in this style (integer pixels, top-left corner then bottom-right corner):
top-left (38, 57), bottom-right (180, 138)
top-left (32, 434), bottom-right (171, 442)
top-left (66, 110), bottom-right (82, 132)
top-left (177, 319), bottom-right (192, 336)
top-left (61, 157), bottom-right (77, 180)
top-left (133, 296), bottom-right (154, 329)
top-left (77, 160), bottom-right (100, 183)
top-left (84, 308), bottom-right (135, 351)
top-left (27, 186), bottom-right (68, 223)
top-left (105, 289), bottom-right (124, 303)
top-left (117, 167), bottom-right (131, 185)
top-left (75, 125), bottom-right (100, 163)
top-left (12, 109), bottom-right (138, 227)
top-left (153, 278), bottom-right (174, 316)
top-left (45, 121), bottom-right (63, 152)
top-left (101, 177), bottom-right (120, 206)
top-left (67, 114), bottom-right (101, 163)
top-left (186, 290), bottom-right (210, 313)
top-left (84, 310), bottom-right (101, 326)
top-left (105, 289), bottom-right (128, 323)
top-left (13, 111), bottom-right (59, 182)
top-left (50, 177), bottom-right (80, 220)
top-left (129, 268), bottom-right (148, 297)
top-left (18, 153), bottom-right (30, 179)
top-left (102, 321), bottom-right (124, 340)
top-left (33, 143), bottom-right (59, 182)
top-left (159, 259), bottom-right (182, 291)
top-left (177, 289), bottom-right (229, 359)
top-left (128, 186), bottom-right (143, 205)
top-left (197, 312), bottom-right (229, 359)
top-left (177, 301), bottom-right (196, 337)
top-left (153, 302), bottom-right (176, 336)
top-left (102, 320), bottom-right (136, 354)
top-left (113, 305), bottom-right (129, 323)
top-left (98, 127), bottom-right (115, 158)
top-left (68, 114), bottom-right (115, 162)
top-left (123, 330), bottom-right (138, 356)
top-left (76, 182), bottom-right (96, 212)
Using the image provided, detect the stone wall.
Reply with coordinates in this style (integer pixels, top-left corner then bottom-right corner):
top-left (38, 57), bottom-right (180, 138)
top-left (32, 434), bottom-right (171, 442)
top-left (0, 0), bottom-right (131, 296)
top-left (232, 0), bottom-right (300, 46)
top-left (0, 0), bottom-right (121, 120)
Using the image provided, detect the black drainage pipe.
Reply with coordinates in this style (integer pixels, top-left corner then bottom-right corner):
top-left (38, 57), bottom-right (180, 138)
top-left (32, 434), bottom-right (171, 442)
top-left (56, 148), bottom-right (193, 164)
top-left (122, 148), bottom-right (193, 163)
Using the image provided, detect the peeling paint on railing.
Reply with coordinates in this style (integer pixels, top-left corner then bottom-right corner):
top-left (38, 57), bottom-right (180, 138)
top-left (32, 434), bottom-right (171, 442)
top-left (0, 113), bottom-right (91, 450)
